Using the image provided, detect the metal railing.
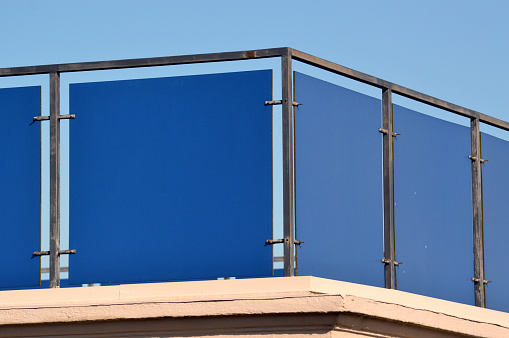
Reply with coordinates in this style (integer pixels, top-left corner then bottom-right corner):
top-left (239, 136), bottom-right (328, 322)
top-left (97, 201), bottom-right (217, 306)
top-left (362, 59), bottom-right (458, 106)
top-left (1, 47), bottom-right (505, 307)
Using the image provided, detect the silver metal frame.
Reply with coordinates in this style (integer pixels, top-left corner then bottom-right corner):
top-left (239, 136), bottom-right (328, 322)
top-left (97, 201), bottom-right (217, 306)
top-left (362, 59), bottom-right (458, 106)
top-left (381, 89), bottom-right (396, 289)
top-left (49, 72), bottom-right (60, 288)
top-left (281, 51), bottom-right (295, 276)
top-left (470, 118), bottom-right (486, 306)
top-left (1, 48), bottom-right (502, 305)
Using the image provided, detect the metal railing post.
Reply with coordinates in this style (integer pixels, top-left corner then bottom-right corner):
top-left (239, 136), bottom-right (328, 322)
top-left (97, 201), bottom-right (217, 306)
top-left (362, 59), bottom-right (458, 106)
top-left (382, 88), bottom-right (396, 289)
top-left (282, 50), bottom-right (295, 276)
top-left (470, 117), bottom-right (485, 306)
top-left (49, 72), bottom-right (61, 288)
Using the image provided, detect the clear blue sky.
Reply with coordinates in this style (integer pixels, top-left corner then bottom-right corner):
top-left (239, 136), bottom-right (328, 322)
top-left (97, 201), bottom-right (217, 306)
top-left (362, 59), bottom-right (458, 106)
top-left (1, 1), bottom-right (508, 119)
top-left (1, 1), bottom-right (508, 274)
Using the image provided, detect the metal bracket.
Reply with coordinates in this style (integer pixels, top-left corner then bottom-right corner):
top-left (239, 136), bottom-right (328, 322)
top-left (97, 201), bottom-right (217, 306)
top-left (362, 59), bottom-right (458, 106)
top-left (472, 277), bottom-right (492, 284)
top-left (33, 114), bottom-right (75, 122)
top-left (265, 100), bottom-right (302, 107)
top-left (379, 128), bottom-right (401, 137)
top-left (381, 258), bottom-right (402, 266)
top-left (265, 239), bottom-right (283, 246)
top-left (32, 249), bottom-right (76, 258)
top-left (265, 239), bottom-right (305, 246)
top-left (469, 155), bottom-right (488, 163)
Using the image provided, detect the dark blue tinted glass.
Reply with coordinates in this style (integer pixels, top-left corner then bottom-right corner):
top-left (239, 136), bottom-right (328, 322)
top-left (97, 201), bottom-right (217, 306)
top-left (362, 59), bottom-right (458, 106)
top-left (294, 72), bottom-right (384, 287)
top-left (480, 132), bottom-right (509, 312)
top-left (41, 279), bottom-right (69, 288)
top-left (69, 70), bottom-right (273, 285)
top-left (0, 86), bottom-right (40, 289)
top-left (393, 105), bottom-right (473, 304)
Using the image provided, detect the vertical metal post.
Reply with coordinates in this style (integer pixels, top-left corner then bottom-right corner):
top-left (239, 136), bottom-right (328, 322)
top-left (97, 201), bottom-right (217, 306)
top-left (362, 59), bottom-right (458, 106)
top-left (49, 72), bottom-right (61, 288)
top-left (382, 88), bottom-right (396, 289)
top-left (282, 50), bottom-right (295, 276)
top-left (471, 117), bottom-right (485, 306)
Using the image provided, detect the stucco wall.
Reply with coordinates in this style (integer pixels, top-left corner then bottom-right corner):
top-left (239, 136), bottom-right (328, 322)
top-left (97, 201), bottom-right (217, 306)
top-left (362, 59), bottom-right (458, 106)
top-left (0, 277), bottom-right (507, 337)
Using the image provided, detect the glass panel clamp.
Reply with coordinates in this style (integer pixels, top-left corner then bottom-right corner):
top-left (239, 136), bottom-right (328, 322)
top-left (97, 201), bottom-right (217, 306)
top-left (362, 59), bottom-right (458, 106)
top-left (381, 258), bottom-right (402, 266)
top-left (379, 128), bottom-right (401, 137)
top-left (31, 114), bottom-right (75, 125)
top-left (265, 239), bottom-right (304, 246)
top-left (469, 155), bottom-right (488, 163)
top-left (264, 100), bottom-right (302, 107)
top-left (472, 277), bottom-right (492, 284)
top-left (32, 249), bottom-right (76, 258)
top-left (32, 114), bottom-right (75, 122)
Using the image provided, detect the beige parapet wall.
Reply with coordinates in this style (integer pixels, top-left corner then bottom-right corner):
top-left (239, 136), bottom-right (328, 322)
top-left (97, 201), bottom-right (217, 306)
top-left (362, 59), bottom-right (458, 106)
top-left (0, 276), bottom-right (507, 337)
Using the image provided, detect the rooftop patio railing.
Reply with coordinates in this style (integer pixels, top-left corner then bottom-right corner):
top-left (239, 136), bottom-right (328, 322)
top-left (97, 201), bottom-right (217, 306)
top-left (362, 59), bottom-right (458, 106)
top-left (1, 48), bottom-right (508, 311)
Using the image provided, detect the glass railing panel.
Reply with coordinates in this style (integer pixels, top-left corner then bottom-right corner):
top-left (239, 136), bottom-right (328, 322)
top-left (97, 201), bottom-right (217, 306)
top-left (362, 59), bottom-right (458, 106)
top-left (479, 130), bottom-right (509, 312)
top-left (0, 86), bottom-right (41, 289)
top-left (393, 104), bottom-right (473, 305)
top-left (69, 70), bottom-right (273, 285)
top-left (294, 72), bottom-right (384, 287)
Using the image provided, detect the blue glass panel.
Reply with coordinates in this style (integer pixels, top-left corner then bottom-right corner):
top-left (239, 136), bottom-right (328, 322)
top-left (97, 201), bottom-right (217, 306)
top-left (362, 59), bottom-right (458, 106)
top-left (273, 269), bottom-right (284, 277)
top-left (393, 106), bottom-right (473, 304)
top-left (294, 72), bottom-right (384, 287)
top-left (0, 86), bottom-right (40, 289)
top-left (480, 132), bottom-right (509, 312)
top-left (69, 70), bottom-right (273, 285)
top-left (41, 279), bottom-right (69, 288)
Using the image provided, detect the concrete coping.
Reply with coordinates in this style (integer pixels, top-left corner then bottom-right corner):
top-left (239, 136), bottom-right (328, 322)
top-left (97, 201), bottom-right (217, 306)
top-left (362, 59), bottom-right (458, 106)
top-left (0, 276), bottom-right (508, 337)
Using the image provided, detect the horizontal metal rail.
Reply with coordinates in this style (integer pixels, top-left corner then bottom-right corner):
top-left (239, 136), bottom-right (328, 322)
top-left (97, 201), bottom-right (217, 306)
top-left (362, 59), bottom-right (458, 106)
top-left (0, 47), bottom-right (506, 130)
top-left (291, 49), bottom-right (509, 131)
top-left (0, 48), bottom-right (289, 77)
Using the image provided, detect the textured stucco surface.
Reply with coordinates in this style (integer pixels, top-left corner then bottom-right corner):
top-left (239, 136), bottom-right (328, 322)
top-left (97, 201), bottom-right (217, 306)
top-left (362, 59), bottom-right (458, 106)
top-left (0, 276), bottom-right (507, 337)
